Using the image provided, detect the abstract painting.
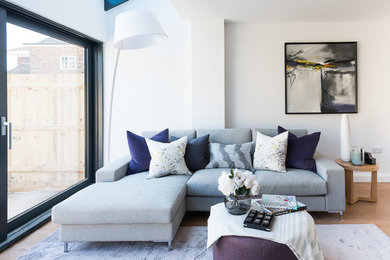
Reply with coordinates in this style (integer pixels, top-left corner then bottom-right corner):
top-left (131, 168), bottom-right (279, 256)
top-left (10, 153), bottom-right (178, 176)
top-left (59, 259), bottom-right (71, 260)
top-left (104, 0), bottom-right (129, 11)
top-left (285, 42), bottom-right (357, 114)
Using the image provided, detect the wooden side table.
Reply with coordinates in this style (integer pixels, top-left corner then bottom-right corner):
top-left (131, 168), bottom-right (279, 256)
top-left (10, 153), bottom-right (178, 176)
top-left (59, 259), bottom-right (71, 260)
top-left (336, 159), bottom-right (379, 205)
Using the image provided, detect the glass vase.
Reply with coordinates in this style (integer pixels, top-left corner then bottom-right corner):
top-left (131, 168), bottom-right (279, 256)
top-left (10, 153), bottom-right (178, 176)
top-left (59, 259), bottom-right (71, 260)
top-left (224, 194), bottom-right (251, 215)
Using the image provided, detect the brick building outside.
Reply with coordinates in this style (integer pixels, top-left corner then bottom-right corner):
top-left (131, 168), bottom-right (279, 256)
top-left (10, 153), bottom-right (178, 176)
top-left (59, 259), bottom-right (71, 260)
top-left (9, 37), bottom-right (84, 74)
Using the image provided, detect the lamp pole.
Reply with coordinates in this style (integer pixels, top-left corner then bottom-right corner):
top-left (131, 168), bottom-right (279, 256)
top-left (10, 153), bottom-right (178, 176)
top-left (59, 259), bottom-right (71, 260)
top-left (107, 49), bottom-right (121, 163)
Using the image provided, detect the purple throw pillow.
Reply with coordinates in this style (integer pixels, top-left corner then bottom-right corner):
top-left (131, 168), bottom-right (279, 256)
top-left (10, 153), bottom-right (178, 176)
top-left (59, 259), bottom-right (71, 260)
top-left (126, 129), bottom-right (169, 174)
top-left (278, 126), bottom-right (320, 172)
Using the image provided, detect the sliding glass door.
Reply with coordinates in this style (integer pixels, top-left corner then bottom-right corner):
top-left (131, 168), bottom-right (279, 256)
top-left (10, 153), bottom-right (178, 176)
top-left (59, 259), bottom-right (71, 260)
top-left (0, 3), bottom-right (102, 248)
top-left (6, 22), bottom-right (86, 220)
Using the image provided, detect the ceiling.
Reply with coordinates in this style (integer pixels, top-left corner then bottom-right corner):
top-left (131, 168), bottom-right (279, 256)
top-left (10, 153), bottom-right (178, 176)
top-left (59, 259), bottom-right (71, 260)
top-left (170, 0), bottom-right (390, 23)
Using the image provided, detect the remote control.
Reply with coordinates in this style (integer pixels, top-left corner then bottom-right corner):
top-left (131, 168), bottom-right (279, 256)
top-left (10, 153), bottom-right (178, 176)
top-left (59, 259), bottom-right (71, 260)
top-left (243, 209), bottom-right (275, 232)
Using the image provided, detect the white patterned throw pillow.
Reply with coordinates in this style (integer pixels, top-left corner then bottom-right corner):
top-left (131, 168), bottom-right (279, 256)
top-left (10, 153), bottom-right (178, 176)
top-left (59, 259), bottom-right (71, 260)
top-left (146, 136), bottom-right (191, 179)
top-left (253, 131), bottom-right (288, 173)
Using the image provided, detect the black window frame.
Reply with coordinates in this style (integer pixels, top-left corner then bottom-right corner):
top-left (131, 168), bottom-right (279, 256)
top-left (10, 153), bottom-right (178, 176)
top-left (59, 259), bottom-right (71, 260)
top-left (0, 0), bottom-right (103, 251)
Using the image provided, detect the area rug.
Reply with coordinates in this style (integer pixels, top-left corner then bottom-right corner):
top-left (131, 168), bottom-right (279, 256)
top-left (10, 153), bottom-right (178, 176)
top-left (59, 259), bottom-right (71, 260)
top-left (19, 224), bottom-right (390, 260)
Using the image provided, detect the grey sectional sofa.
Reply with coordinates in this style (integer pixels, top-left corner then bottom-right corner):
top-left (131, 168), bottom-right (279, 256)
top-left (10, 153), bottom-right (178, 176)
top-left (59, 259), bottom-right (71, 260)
top-left (52, 128), bottom-right (345, 251)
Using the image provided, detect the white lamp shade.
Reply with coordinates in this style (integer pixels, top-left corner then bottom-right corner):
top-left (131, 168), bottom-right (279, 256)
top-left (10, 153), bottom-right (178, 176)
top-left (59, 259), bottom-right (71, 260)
top-left (113, 10), bottom-right (167, 50)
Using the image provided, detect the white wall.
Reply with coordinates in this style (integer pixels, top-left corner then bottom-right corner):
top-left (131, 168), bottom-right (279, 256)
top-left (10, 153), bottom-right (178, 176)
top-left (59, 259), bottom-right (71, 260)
top-left (104, 0), bottom-right (191, 162)
top-left (6, 0), bottom-right (106, 41)
top-left (191, 19), bottom-right (225, 128)
top-left (225, 22), bottom-right (390, 178)
top-left (8, 0), bottom-right (389, 180)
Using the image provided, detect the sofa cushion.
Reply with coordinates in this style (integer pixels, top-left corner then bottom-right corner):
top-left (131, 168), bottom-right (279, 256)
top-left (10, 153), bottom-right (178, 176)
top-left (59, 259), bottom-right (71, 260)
top-left (255, 169), bottom-right (327, 196)
top-left (52, 172), bottom-right (191, 225)
top-left (197, 129), bottom-right (251, 144)
top-left (252, 128), bottom-right (308, 142)
top-left (142, 129), bottom-right (196, 142)
top-left (186, 168), bottom-right (230, 197)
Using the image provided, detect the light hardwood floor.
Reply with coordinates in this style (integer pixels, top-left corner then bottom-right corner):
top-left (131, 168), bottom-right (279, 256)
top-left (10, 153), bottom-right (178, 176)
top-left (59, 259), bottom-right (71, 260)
top-left (1, 183), bottom-right (389, 259)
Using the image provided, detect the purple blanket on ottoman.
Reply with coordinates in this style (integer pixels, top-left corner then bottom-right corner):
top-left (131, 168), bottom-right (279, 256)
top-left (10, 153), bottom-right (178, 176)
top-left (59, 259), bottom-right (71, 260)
top-left (213, 236), bottom-right (298, 260)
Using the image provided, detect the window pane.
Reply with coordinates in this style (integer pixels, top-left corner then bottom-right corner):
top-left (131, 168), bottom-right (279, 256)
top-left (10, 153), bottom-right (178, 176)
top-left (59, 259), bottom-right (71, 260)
top-left (7, 23), bottom-right (85, 220)
top-left (68, 56), bottom-right (76, 70)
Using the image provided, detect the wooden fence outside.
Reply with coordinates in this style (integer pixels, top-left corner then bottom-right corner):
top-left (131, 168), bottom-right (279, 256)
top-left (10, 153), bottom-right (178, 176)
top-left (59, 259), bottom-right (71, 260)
top-left (7, 73), bottom-right (85, 192)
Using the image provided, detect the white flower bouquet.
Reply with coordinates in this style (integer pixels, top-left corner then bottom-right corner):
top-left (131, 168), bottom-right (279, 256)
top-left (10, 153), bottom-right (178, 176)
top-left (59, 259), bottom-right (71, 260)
top-left (218, 168), bottom-right (260, 197)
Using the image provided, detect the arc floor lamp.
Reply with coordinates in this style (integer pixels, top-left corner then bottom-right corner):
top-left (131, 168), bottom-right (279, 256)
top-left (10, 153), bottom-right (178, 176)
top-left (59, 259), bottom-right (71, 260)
top-left (108, 10), bottom-right (167, 162)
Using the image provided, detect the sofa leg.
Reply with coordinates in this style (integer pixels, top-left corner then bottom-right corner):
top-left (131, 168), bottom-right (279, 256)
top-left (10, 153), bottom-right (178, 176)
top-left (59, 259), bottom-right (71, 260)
top-left (328, 211), bottom-right (343, 220)
top-left (64, 242), bottom-right (69, 253)
top-left (168, 241), bottom-right (172, 251)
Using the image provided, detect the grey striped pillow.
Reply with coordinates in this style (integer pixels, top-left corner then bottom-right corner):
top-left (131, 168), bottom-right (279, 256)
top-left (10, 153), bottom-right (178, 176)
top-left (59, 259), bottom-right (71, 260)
top-left (205, 142), bottom-right (253, 171)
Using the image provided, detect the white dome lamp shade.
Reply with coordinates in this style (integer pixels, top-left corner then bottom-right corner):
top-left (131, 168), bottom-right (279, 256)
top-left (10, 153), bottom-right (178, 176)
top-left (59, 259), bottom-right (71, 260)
top-left (114, 10), bottom-right (167, 50)
top-left (107, 10), bottom-right (167, 163)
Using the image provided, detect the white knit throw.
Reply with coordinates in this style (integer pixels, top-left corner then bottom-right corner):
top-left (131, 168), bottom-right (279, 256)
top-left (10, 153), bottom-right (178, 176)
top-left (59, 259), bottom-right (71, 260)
top-left (207, 202), bottom-right (324, 260)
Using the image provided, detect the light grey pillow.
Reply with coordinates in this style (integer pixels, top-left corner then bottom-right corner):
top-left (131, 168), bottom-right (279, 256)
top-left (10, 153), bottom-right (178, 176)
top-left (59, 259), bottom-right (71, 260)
top-left (206, 142), bottom-right (253, 171)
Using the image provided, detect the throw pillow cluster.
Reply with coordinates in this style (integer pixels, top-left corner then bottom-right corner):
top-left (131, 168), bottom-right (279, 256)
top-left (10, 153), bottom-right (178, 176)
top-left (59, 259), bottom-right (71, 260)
top-left (127, 129), bottom-right (211, 178)
top-left (252, 127), bottom-right (321, 173)
top-left (126, 126), bottom-right (320, 178)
